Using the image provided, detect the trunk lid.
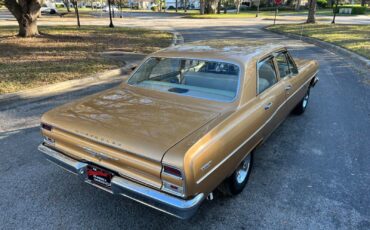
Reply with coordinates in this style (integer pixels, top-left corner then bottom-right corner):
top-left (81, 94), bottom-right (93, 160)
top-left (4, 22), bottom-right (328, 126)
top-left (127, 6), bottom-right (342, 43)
top-left (41, 86), bottom-right (220, 189)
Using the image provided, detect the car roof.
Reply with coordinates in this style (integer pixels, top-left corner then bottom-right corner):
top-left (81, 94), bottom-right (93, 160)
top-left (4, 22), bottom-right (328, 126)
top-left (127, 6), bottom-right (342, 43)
top-left (152, 39), bottom-right (285, 66)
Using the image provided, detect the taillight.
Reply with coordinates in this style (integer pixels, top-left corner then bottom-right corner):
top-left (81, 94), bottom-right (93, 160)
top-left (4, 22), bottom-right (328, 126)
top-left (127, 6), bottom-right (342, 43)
top-left (161, 165), bottom-right (185, 197)
top-left (41, 123), bottom-right (53, 131)
top-left (163, 165), bottom-right (183, 179)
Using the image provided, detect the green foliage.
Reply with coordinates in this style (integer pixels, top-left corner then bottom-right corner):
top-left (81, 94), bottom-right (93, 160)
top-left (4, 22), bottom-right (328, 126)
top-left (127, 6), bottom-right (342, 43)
top-left (317, 0), bottom-right (328, 8)
top-left (0, 0), bottom-right (4, 7)
top-left (334, 5), bottom-right (367, 14)
top-left (151, 5), bottom-right (158, 11)
top-left (247, 6), bottom-right (297, 11)
top-left (267, 24), bottom-right (370, 59)
top-left (55, 3), bottom-right (65, 8)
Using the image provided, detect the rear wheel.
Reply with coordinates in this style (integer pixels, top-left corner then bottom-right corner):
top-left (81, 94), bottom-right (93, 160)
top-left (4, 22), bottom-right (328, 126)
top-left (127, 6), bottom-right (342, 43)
top-left (218, 153), bottom-right (253, 196)
top-left (293, 87), bottom-right (310, 115)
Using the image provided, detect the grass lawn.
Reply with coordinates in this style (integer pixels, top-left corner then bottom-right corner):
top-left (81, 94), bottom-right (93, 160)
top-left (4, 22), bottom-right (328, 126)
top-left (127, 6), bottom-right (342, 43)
top-left (183, 11), bottom-right (275, 18)
top-left (267, 24), bottom-right (370, 59)
top-left (0, 26), bottom-right (172, 94)
top-left (183, 8), bottom-right (370, 18)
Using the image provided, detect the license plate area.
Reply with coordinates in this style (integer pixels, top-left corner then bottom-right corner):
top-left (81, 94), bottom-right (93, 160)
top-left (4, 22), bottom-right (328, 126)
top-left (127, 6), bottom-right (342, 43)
top-left (86, 165), bottom-right (114, 189)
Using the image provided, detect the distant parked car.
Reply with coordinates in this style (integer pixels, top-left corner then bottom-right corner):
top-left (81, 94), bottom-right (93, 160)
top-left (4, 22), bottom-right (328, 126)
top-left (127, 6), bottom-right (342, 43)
top-left (102, 5), bottom-right (119, 12)
top-left (40, 4), bottom-right (58, 14)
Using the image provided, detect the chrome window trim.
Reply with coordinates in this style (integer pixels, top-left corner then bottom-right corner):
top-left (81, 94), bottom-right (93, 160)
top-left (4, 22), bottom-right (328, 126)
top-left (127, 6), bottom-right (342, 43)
top-left (256, 55), bottom-right (279, 95)
top-left (285, 51), bottom-right (299, 75)
top-left (274, 51), bottom-right (293, 79)
top-left (126, 56), bottom-right (243, 103)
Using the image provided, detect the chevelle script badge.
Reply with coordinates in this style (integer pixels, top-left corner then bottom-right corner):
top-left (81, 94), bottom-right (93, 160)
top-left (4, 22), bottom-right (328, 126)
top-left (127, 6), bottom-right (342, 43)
top-left (81, 146), bottom-right (119, 161)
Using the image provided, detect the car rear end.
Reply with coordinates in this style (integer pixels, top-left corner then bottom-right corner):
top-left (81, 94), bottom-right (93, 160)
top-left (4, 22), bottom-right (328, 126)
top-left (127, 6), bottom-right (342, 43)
top-left (39, 123), bottom-right (205, 219)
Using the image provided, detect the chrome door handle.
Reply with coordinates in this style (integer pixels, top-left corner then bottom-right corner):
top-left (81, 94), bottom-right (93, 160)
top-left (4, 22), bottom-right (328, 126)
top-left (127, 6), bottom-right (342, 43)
top-left (285, 85), bottom-right (292, 91)
top-left (265, 102), bottom-right (273, 110)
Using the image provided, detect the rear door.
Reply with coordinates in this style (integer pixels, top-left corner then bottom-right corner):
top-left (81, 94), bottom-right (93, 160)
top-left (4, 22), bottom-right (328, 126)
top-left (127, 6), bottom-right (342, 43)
top-left (274, 50), bottom-right (303, 113)
top-left (256, 56), bottom-right (286, 136)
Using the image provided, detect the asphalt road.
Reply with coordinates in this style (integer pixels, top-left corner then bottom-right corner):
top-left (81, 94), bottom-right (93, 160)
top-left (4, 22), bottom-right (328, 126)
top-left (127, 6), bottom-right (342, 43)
top-left (0, 16), bottom-right (370, 229)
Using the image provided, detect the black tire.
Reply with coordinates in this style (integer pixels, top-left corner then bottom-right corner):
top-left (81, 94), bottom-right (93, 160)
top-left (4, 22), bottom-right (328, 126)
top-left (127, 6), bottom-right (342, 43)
top-left (293, 87), bottom-right (310, 115)
top-left (218, 153), bottom-right (253, 196)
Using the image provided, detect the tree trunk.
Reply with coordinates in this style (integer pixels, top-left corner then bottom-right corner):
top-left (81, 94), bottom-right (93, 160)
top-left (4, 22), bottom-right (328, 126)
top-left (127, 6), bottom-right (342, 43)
top-left (256, 0), bottom-right (260, 17)
top-left (200, 0), bottom-right (205, 14)
top-left (184, 0), bottom-right (187, 12)
top-left (72, 0), bottom-right (80, 27)
top-left (206, 0), bottom-right (218, 14)
top-left (235, 0), bottom-right (241, 14)
top-left (18, 18), bottom-right (38, 37)
top-left (5, 0), bottom-right (41, 37)
top-left (295, 0), bottom-right (301, 10)
top-left (306, 0), bottom-right (316, 23)
top-left (108, 0), bottom-right (114, 27)
top-left (217, 0), bottom-right (221, 14)
top-left (175, 0), bottom-right (178, 12)
top-left (64, 0), bottom-right (71, 12)
top-left (331, 0), bottom-right (339, 24)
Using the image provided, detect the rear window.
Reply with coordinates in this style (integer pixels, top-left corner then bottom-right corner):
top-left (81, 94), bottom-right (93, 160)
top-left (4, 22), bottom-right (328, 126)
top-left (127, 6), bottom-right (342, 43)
top-left (127, 57), bottom-right (240, 102)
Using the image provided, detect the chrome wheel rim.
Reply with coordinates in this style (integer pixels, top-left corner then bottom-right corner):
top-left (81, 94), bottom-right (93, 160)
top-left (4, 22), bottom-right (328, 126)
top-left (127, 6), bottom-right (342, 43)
top-left (302, 92), bottom-right (309, 109)
top-left (236, 154), bottom-right (251, 184)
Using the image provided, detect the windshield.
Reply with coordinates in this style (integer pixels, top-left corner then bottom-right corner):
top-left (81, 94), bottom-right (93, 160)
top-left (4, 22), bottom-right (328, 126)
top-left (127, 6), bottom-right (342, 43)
top-left (127, 57), bottom-right (240, 102)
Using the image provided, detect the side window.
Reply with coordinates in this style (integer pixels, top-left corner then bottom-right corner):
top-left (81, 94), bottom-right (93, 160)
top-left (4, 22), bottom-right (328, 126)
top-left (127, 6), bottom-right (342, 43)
top-left (275, 52), bottom-right (291, 78)
top-left (150, 58), bottom-right (179, 78)
top-left (286, 53), bottom-right (299, 74)
top-left (257, 57), bottom-right (278, 94)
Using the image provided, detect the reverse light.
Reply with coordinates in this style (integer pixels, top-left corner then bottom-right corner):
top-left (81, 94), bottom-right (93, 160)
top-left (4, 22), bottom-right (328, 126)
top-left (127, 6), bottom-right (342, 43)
top-left (162, 181), bottom-right (184, 197)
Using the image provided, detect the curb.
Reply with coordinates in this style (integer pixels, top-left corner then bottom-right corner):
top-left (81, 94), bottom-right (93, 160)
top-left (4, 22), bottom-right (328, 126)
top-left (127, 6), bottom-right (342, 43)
top-left (264, 27), bottom-right (370, 70)
top-left (0, 31), bottom-right (183, 103)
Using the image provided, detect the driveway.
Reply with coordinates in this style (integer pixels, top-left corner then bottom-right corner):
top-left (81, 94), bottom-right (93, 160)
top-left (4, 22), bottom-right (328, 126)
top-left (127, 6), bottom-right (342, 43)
top-left (0, 14), bottom-right (369, 229)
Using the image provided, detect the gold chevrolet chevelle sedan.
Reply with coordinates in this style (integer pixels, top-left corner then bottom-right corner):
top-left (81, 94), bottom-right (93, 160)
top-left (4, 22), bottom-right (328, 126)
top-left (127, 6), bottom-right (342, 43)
top-left (39, 40), bottom-right (319, 219)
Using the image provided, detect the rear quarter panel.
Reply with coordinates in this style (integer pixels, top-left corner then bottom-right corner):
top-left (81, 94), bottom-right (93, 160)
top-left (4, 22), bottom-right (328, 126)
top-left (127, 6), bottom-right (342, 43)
top-left (163, 60), bottom-right (266, 197)
top-left (292, 59), bottom-right (319, 104)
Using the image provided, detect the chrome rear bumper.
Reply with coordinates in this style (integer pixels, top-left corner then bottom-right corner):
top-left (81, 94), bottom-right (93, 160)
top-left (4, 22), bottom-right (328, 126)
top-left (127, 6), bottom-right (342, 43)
top-left (38, 144), bottom-right (205, 219)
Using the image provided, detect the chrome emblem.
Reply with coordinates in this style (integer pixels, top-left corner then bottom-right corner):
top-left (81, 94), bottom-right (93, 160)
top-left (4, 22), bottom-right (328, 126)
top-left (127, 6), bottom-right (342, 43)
top-left (81, 146), bottom-right (119, 161)
top-left (201, 161), bottom-right (212, 171)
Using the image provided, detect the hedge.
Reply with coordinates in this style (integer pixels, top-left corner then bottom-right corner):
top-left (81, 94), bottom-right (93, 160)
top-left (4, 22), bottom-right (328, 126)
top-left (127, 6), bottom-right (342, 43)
top-left (334, 6), bottom-right (367, 14)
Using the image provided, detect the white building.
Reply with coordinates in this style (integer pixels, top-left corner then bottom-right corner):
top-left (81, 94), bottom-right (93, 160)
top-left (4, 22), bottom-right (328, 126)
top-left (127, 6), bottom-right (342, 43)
top-left (127, 0), bottom-right (153, 9)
